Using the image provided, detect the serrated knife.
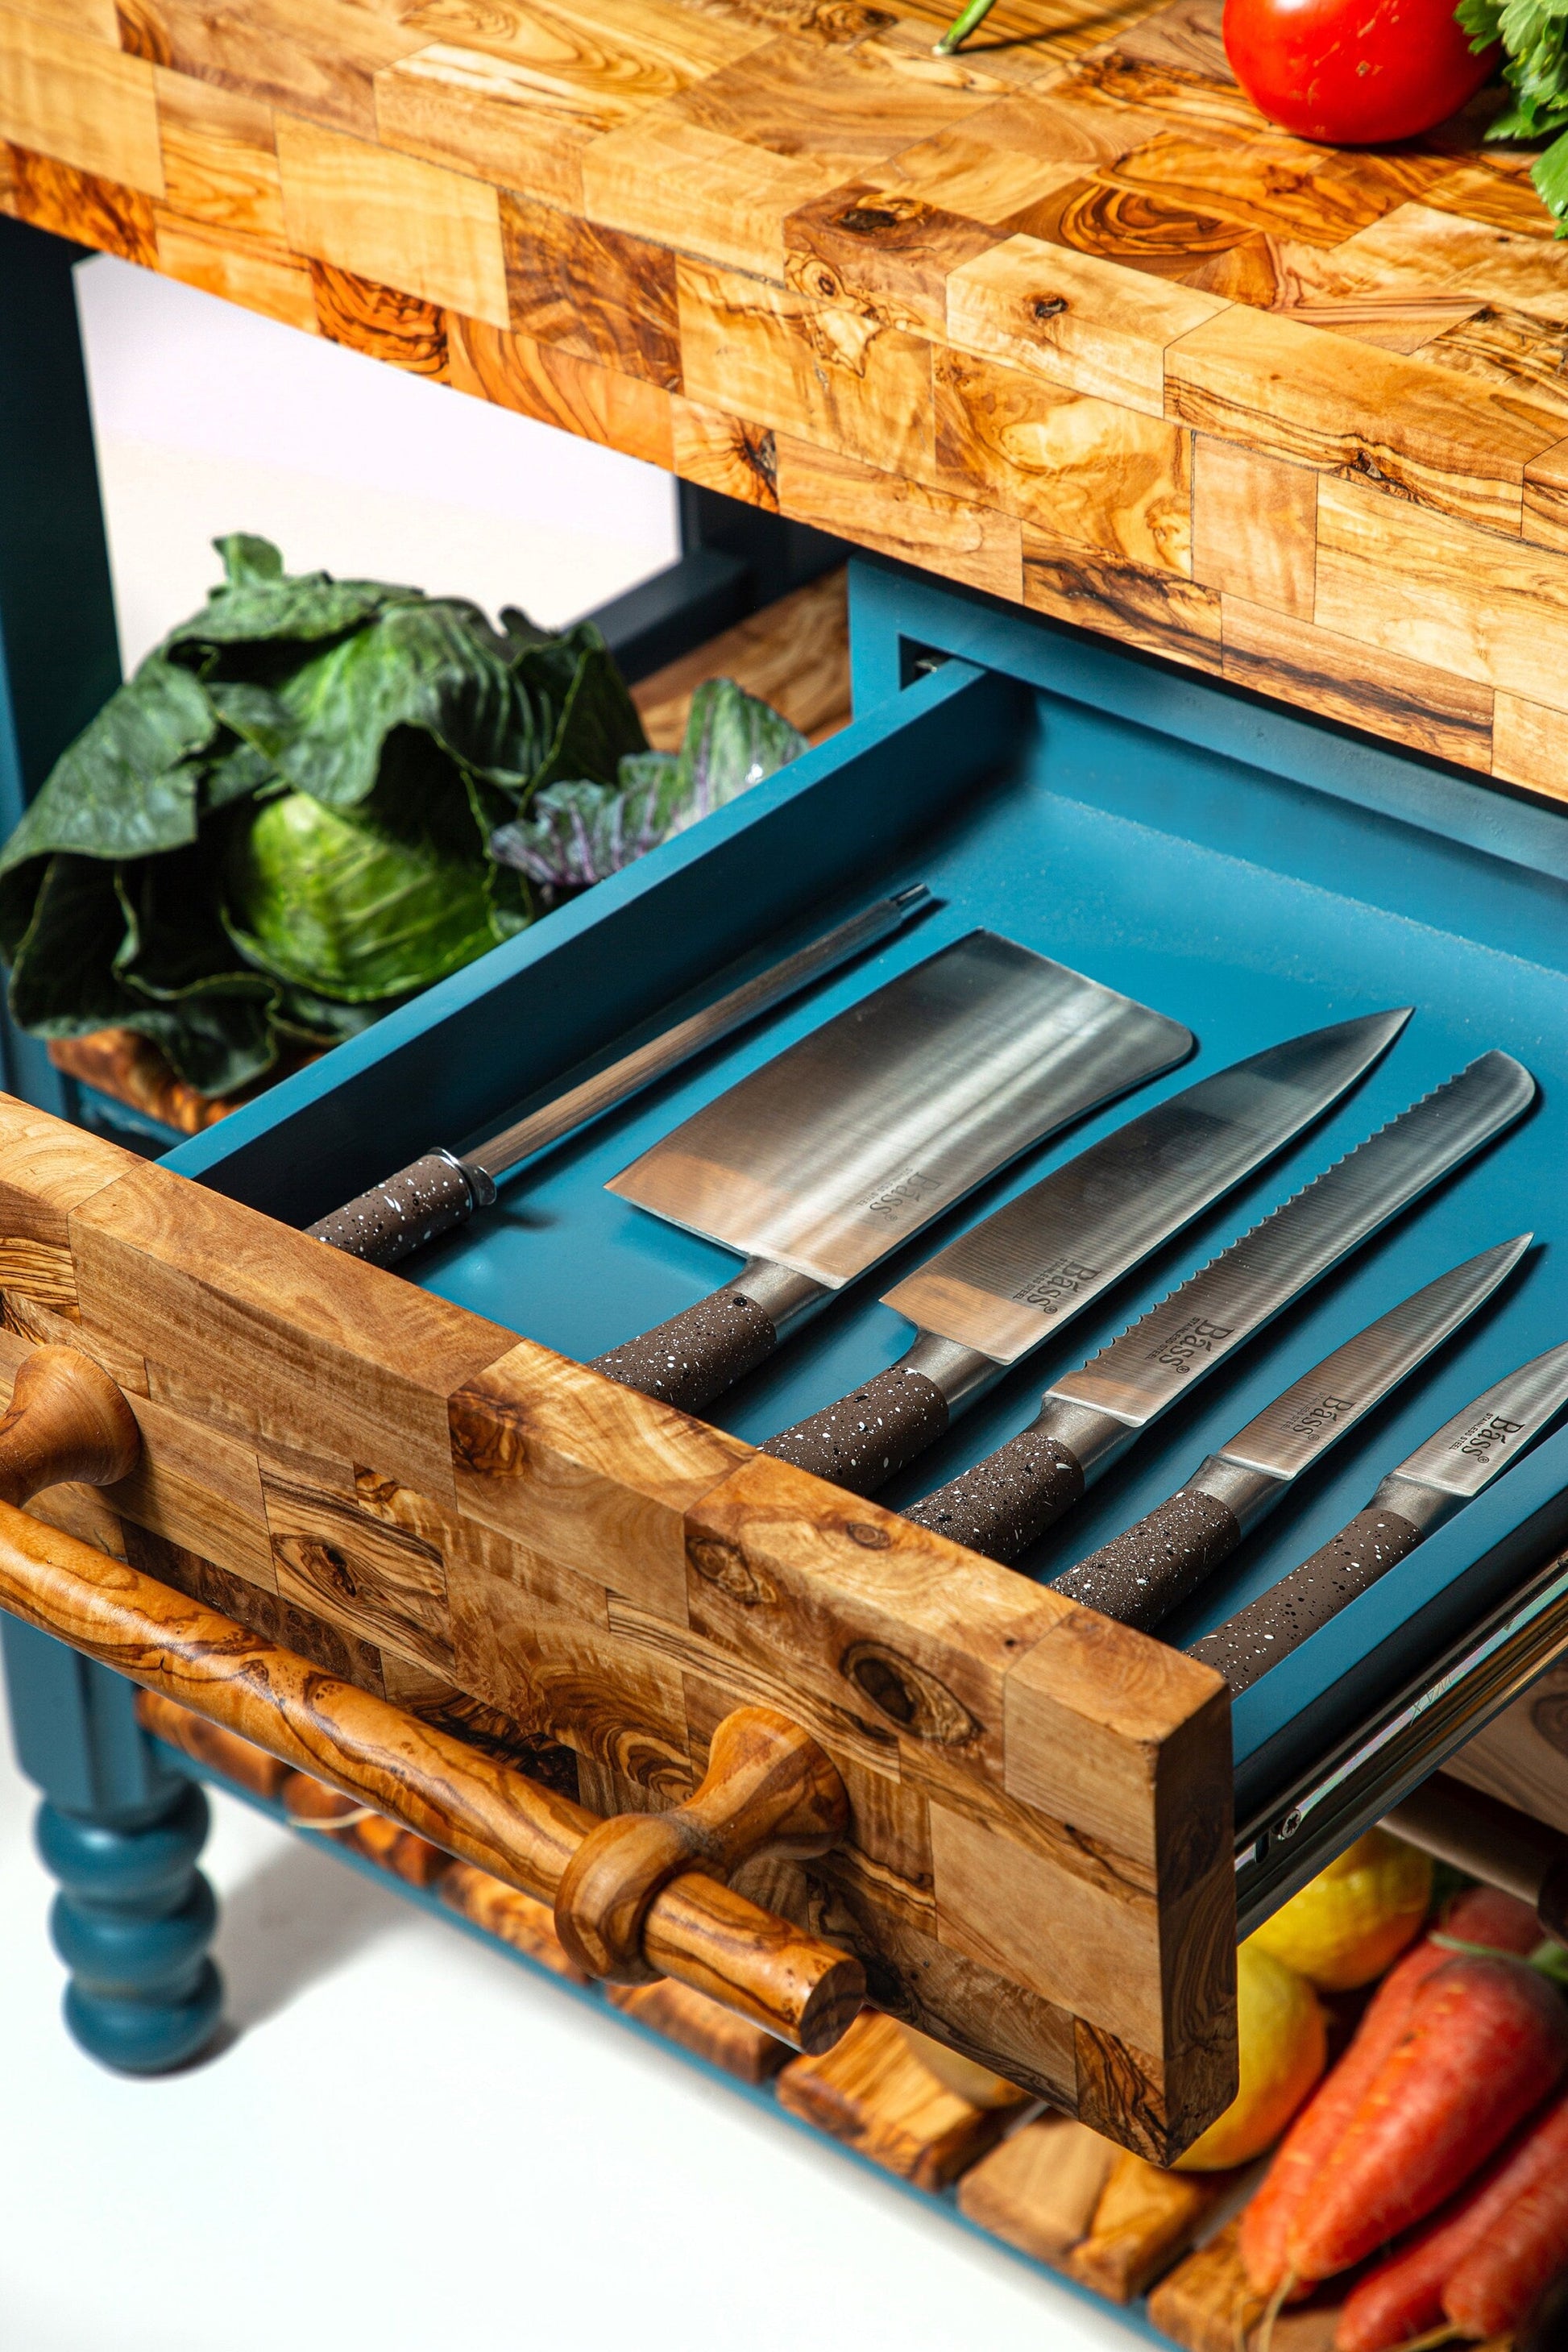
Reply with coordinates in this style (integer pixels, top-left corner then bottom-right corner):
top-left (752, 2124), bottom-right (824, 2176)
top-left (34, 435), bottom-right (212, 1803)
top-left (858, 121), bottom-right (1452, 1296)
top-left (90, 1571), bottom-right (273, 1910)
top-left (905, 1049), bottom-right (1536, 1563)
top-left (1055, 1234), bottom-right (1530, 1631)
top-left (592, 931), bottom-right (1193, 1413)
top-left (763, 1010), bottom-right (1410, 1491)
top-left (1193, 1335), bottom-right (1568, 1694)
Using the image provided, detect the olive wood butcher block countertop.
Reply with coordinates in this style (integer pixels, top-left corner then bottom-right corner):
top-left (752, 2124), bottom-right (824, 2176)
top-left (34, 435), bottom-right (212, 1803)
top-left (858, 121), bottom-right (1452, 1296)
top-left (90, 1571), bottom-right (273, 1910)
top-left (8, 0), bottom-right (1568, 799)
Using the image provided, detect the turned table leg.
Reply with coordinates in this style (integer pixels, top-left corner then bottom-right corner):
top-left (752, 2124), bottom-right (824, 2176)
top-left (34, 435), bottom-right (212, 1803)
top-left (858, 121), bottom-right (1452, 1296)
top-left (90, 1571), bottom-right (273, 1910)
top-left (2, 1618), bottom-right (223, 2072)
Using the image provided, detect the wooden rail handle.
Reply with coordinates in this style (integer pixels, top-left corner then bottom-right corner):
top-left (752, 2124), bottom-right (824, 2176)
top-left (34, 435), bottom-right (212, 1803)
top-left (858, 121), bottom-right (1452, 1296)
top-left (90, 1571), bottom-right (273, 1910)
top-left (0, 1348), bottom-right (865, 2053)
top-left (1385, 1772), bottom-right (1568, 1948)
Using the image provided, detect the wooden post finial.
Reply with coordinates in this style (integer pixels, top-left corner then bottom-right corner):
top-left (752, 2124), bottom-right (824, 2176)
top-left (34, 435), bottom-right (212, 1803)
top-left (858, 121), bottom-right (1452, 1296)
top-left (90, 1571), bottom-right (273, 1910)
top-left (0, 1346), bottom-right (140, 1506)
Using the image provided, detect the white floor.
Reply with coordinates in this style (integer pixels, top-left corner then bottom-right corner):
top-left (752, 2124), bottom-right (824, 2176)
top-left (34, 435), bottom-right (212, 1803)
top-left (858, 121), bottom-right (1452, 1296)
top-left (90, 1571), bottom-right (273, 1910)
top-left (0, 258), bottom-right (1126, 2352)
top-left (0, 1734), bottom-right (1129, 2352)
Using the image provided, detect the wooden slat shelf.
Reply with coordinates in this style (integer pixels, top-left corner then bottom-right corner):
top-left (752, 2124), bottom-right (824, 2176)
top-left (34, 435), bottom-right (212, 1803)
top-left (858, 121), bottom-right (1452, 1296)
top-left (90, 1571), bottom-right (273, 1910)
top-left (4, 2), bottom-right (1568, 799)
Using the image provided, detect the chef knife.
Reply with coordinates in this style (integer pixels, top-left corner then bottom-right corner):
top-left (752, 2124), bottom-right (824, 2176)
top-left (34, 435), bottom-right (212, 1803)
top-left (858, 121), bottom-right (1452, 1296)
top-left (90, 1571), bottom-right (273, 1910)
top-left (765, 1010), bottom-right (1412, 1492)
top-left (309, 884), bottom-right (938, 1267)
top-left (1055, 1234), bottom-right (1530, 1632)
top-left (591, 932), bottom-right (1193, 1413)
top-left (905, 1049), bottom-right (1537, 1563)
top-left (1192, 1335), bottom-right (1568, 1695)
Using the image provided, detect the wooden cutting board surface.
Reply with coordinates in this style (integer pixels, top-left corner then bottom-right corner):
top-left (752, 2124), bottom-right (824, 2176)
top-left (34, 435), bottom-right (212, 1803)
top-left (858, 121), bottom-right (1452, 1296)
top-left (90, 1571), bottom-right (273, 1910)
top-left (6, 0), bottom-right (1568, 797)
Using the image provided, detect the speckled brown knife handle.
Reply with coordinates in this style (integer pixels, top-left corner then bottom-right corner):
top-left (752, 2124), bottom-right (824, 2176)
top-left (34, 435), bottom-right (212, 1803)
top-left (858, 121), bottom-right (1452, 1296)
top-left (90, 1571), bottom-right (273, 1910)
top-left (902, 1428), bottom-right (1085, 1563)
top-left (591, 1289), bottom-right (778, 1413)
top-left (1189, 1505), bottom-right (1424, 1695)
top-left (762, 1368), bottom-right (950, 1494)
top-left (309, 1151), bottom-right (477, 1265)
top-left (1053, 1491), bottom-right (1242, 1632)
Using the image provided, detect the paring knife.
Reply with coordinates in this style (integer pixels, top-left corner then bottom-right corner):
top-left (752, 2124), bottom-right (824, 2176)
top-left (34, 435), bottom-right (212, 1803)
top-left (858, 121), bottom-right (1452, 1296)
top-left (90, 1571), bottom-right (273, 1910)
top-left (592, 933), bottom-right (1193, 1413)
top-left (1193, 1336), bottom-right (1568, 1695)
top-left (1055, 1234), bottom-right (1531, 1632)
top-left (309, 885), bottom-right (938, 1267)
top-left (905, 1049), bottom-right (1537, 1564)
top-left (765, 1011), bottom-right (1411, 1492)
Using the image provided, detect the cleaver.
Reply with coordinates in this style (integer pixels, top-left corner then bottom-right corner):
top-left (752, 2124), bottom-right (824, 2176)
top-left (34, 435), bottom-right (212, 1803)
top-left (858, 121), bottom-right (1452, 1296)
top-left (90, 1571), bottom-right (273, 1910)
top-left (591, 932), bottom-right (1192, 1413)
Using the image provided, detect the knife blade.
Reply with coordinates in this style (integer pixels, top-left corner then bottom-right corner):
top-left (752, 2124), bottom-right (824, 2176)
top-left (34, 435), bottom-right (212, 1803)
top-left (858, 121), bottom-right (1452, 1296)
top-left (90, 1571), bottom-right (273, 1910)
top-left (905, 1049), bottom-right (1536, 1564)
top-left (1192, 1335), bottom-right (1568, 1695)
top-left (762, 1010), bottom-right (1410, 1492)
top-left (591, 932), bottom-right (1193, 1413)
top-left (308, 882), bottom-right (937, 1268)
top-left (1054, 1234), bottom-right (1530, 1631)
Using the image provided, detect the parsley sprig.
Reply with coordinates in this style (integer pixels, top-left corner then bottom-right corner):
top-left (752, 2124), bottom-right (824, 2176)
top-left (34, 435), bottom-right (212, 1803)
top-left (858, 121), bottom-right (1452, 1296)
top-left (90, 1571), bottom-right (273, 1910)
top-left (1458, 0), bottom-right (1568, 228)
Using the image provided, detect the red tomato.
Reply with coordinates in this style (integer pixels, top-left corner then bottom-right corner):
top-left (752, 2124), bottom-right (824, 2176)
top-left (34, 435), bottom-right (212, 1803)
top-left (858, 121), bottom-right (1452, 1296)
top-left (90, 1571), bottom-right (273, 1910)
top-left (1222, 0), bottom-right (1500, 145)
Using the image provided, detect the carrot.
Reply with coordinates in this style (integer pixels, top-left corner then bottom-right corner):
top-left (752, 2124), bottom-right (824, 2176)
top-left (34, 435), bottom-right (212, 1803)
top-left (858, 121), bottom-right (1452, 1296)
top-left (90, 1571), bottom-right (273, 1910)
top-left (1335, 2089), bottom-right (1568, 2352)
top-left (1285, 1956), bottom-right (1568, 2284)
top-left (1442, 2097), bottom-right (1568, 2339)
top-left (1239, 1887), bottom-right (1541, 2296)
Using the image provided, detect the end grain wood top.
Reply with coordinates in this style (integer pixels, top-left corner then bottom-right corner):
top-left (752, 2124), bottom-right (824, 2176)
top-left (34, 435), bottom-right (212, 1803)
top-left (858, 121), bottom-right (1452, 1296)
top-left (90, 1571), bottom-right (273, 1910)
top-left (8, 2), bottom-right (1568, 794)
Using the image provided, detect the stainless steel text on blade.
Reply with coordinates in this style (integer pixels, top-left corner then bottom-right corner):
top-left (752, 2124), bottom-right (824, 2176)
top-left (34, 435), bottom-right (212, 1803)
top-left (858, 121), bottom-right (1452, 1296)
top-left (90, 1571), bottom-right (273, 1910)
top-left (1217, 1236), bottom-right (1532, 1485)
top-left (1052, 1050), bottom-right (1535, 1432)
top-left (881, 1010), bottom-right (1412, 1364)
top-left (605, 931), bottom-right (1191, 1288)
top-left (1386, 1338), bottom-right (1568, 1506)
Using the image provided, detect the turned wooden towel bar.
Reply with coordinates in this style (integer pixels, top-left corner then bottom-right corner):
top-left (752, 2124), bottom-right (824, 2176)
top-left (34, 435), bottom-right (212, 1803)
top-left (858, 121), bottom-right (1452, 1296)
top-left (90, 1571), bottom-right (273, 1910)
top-left (0, 1345), bottom-right (865, 2053)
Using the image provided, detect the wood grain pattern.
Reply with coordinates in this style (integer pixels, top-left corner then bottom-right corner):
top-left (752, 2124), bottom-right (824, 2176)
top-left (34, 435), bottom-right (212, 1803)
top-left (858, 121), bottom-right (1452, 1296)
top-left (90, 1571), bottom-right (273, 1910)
top-left (0, 4), bottom-right (162, 191)
top-left (630, 568), bottom-right (851, 749)
top-left (1192, 435), bottom-right (1314, 615)
top-left (607, 1975), bottom-right (791, 2080)
top-left (776, 2008), bottom-right (1027, 2186)
top-left (0, 1093), bottom-right (1238, 2157)
top-left (275, 116), bottom-right (508, 327)
top-left (0, 1461), bottom-right (860, 2048)
top-left (1449, 1658), bottom-right (1568, 1832)
top-left (5, 0), bottom-right (1567, 777)
top-left (1221, 592), bottom-right (1495, 771)
top-left (957, 2113), bottom-right (1230, 2298)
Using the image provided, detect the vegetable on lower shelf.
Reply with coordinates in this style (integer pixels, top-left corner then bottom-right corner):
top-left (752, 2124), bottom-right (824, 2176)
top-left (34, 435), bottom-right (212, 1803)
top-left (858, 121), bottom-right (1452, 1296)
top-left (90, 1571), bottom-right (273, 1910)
top-left (487, 675), bottom-right (804, 891)
top-left (1172, 1942), bottom-right (1327, 2173)
top-left (1444, 2098), bottom-right (1568, 2337)
top-left (0, 535), bottom-right (806, 1102)
top-left (1240, 1883), bottom-right (1545, 2296)
top-left (1336, 2086), bottom-right (1568, 2351)
top-left (1249, 1828), bottom-right (1433, 1992)
top-left (1287, 1952), bottom-right (1568, 2284)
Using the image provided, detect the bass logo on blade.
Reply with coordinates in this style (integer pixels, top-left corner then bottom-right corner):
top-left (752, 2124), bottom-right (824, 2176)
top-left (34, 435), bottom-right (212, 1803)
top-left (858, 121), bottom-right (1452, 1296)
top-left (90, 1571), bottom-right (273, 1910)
top-left (1150, 1315), bottom-right (1232, 1373)
top-left (1287, 1392), bottom-right (1358, 1437)
top-left (1015, 1259), bottom-right (1099, 1312)
top-left (1454, 1412), bottom-right (1524, 1462)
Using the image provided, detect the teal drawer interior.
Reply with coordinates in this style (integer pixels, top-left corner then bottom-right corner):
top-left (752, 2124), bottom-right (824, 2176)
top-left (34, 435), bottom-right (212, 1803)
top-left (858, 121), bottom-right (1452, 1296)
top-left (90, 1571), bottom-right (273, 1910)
top-left (171, 561), bottom-right (1568, 1852)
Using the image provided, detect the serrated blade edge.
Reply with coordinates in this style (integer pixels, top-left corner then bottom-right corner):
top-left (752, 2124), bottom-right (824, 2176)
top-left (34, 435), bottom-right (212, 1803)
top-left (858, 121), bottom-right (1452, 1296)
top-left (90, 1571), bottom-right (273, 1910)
top-left (1049, 1050), bottom-right (1534, 1429)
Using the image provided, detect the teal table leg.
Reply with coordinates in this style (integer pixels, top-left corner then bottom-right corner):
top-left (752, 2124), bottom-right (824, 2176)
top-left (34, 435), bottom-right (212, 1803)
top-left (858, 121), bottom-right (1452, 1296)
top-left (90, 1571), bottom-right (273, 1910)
top-left (2, 1619), bottom-right (223, 2072)
top-left (0, 214), bottom-right (121, 1120)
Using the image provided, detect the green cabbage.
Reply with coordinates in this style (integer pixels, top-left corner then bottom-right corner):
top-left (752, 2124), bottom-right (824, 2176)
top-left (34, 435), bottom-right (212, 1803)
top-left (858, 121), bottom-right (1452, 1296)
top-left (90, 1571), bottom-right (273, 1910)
top-left (0, 535), bottom-right (649, 1096)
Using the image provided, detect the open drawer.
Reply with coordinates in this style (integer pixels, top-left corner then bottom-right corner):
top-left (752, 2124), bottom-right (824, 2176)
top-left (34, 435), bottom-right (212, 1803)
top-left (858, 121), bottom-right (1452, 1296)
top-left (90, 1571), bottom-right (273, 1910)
top-left (3, 561), bottom-right (1566, 2163)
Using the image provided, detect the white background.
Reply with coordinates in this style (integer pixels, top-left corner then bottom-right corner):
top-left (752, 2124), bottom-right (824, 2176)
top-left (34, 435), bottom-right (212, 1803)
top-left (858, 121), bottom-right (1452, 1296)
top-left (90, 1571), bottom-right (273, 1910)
top-left (0, 256), bottom-right (1125, 2352)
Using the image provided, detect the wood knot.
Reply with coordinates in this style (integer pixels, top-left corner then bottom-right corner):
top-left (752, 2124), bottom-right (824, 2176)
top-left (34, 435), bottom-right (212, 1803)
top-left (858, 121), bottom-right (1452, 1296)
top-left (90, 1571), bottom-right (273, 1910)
top-left (1031, 294), bottom-right (1068, 321)
top-left (844, 1520), bottom-right (891, 1549)
top-left (448, 1388), bottom-right (529, 1479)
top-left (687, 1533), bottom-right (775, 1605)
top-left (839, 1642), bottom-right (978, 1744)
top-left (1533, 1688), bottom-right (1568, 1759)
top-left (836, 202), bottom-right (906, 234)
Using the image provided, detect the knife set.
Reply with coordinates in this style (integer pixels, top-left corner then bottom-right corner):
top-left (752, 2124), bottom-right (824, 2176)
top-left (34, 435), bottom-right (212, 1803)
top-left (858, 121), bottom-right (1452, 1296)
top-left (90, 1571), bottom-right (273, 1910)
top-left (314, 906), bottom-right (1565, 1699)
